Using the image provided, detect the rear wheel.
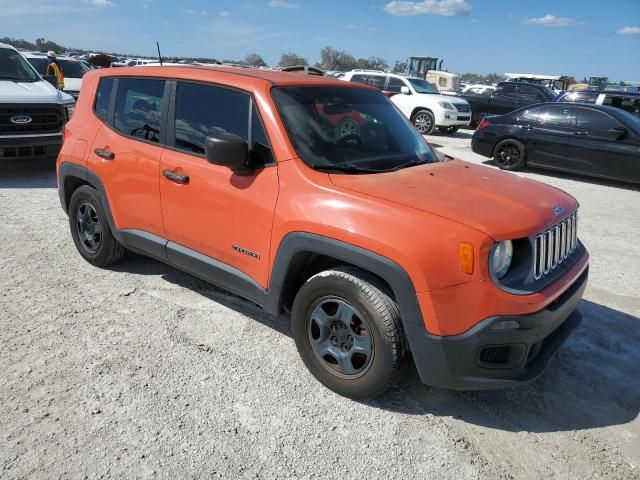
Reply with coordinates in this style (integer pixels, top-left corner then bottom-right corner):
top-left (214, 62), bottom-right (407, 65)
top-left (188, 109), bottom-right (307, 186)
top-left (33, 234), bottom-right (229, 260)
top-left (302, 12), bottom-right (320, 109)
top-left (412, 109), bottom-right (435, 135)
top-left (438, 126), bottom-right (459, 134)
top-left (493, 139), bottom-right (527, 171)
top-left (68, 185), bottom-right (125, 267)
top-left (291, 267), bottom-right (408, 399)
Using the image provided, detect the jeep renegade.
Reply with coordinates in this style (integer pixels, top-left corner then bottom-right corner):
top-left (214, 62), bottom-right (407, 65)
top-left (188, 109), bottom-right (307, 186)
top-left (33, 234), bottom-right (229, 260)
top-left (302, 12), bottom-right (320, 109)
top-left (57, 66), bottom-right (589, 399)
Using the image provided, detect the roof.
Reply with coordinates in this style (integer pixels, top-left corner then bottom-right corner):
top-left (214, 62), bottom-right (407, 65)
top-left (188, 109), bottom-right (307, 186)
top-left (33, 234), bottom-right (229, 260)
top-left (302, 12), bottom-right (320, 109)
top-left (96, 64), bottom-right (357, 88)
top-left (0, 42), bottom-right (17, 50)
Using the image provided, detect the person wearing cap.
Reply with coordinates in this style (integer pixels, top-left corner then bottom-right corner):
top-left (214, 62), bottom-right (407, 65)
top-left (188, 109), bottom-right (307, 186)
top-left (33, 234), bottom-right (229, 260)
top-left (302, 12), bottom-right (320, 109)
top-left (46, 50), bottom-right (65, 90)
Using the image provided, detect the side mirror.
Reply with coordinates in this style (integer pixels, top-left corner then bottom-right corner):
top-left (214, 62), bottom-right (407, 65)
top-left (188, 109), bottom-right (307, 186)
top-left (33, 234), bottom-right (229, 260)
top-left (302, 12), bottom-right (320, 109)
top-left (204, 133), bottom-right (252, 174)
top-left (43, 74), bottom-right (58, 89)
top-left (608, 126), bottom-right (628, 140)
top-left (400, 86), bottom-right (411, 95)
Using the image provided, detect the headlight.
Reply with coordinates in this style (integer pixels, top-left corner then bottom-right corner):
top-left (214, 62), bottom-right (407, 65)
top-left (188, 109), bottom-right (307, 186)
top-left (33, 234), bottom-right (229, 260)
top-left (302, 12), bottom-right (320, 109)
top-left (438, 101), bottom-right (455, 110)
top-left (489, 240), bottom-right (513, 280)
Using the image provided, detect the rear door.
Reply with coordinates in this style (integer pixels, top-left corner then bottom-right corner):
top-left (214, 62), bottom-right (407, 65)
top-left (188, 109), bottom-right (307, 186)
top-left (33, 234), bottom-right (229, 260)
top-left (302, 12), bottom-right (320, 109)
top-left (159, 81), bottom-right (279, 287)
top-left (517, 105), bottom-right (572, 167)
top-left (88, 77), bottom-right (168, 238)
top-left (567, 107), bottom-right (640, 182)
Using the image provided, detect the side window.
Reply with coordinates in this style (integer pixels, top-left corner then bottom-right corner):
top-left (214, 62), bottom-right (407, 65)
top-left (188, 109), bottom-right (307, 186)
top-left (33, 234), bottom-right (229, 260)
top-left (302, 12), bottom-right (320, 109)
top-left (386, 77), bottom-right (406, 93)
top-left (366, 75), bottom-right (386, 90)
top-left (602, 95), bottom-right (638, 113)
top-left (94, 77), bottom-right (114, 122)
top-left (174, 82), bottom-right (249, 155)
top-left (250, 106), bottom-right (274, 166)
top-left (536, 106), bottom-right (571, 126)
top-left (114, 78), bottom-right (164, 143)
top-left (576, 109), bottom-right (620, 131)
top-left (350, 74), bottom-right (369, 85)
top-left (495, 83), bottom-right (517, 95)
top-left (518, 107), bottom-right (542, 123)
top-left (518, 85), bottom-right (546, 101)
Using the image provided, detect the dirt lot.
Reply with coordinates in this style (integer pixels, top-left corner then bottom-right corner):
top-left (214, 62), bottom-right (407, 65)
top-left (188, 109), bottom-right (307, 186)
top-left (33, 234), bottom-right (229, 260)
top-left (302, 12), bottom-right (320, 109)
top-left (1, 133), bottom-right (639, 479)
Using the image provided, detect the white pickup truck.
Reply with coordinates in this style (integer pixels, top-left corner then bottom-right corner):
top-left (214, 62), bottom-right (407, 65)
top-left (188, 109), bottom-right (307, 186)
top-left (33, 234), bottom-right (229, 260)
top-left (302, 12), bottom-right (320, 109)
top-left (0, 43), bottom-right (75, 162)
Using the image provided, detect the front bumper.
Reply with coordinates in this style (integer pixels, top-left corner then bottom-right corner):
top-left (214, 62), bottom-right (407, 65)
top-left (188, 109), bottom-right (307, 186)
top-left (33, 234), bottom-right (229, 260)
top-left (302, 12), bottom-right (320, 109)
top-left (436, 108), bottom-right (472, 127)
top-left (0, 134), bottom-right (62, 161)
top-left (405, 267), bottom-right (588, 390)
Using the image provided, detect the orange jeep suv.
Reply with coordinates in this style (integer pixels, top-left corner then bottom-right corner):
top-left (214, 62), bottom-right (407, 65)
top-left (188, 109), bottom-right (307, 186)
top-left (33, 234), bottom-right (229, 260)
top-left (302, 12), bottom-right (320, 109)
top-left (57, 66), bottom-right (589, 399)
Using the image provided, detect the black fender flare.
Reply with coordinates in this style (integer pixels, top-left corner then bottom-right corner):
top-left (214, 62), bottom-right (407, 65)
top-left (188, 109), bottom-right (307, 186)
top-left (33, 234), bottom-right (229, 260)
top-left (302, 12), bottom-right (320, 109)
top-left (265, 232), bottom-right (425, 327)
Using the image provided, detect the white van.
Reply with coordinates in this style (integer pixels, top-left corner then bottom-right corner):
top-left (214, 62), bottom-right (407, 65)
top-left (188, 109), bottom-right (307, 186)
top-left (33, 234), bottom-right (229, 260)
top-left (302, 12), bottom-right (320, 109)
top-left (342, 70), bottom-right (471, 135)
top-left (0, 43), bottom-right (75, 162)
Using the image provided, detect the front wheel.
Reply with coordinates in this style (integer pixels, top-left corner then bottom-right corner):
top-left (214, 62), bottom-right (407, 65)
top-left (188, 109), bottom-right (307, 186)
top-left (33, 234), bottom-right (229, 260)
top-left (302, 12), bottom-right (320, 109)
top-left (291, 267), bottom-right (408, 399)
top-left (411, 109), bottom-right (436, 135)
top-left (438, 126), bottom-right (459, 134)
top-left (493, 139), bottom-right (527, 171)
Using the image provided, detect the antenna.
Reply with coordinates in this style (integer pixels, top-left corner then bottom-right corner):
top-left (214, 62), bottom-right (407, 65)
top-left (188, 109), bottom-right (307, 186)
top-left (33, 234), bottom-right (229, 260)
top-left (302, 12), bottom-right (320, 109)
top-left (156, 41), bottom-right (163, 66)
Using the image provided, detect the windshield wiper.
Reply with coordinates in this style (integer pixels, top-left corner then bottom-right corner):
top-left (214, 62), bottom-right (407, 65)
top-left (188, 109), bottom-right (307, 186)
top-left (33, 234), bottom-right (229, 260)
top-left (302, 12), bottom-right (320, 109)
top-left (386, 159), bottom-right (430, 171)
top-left (310, 163), bottom-right (385, 174)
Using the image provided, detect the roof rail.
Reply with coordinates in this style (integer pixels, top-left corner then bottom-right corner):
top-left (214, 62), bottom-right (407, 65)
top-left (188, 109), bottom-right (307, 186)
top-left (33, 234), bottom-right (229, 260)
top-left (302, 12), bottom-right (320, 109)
top-left (350, 69), bottom-right (388, 73)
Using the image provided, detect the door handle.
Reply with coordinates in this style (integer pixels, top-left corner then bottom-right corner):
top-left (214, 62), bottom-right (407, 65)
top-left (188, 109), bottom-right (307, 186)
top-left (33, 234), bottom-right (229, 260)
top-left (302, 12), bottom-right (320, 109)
top-left (162, 169), bottom-right (189, 184)
top-left (522, 124), bottom-right (534, 131)
top-left (94, 148), bottom-right (114, 160)
top-left (573, 131), bottom-right (588, 136)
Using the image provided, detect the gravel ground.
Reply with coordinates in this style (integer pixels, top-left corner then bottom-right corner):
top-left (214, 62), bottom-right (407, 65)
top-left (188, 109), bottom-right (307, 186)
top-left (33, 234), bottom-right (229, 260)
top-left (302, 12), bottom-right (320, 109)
top-left (1, 133), bottom-right (639, 479)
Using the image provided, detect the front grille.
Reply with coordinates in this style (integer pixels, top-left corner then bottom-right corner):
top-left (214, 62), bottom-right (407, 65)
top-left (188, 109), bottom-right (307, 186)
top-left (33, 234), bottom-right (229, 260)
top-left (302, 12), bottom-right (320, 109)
top-left (0, 143), bottom-right (59, 160)
top-left (0, 105), bottom-right (64, 134)
top-left (454, 103), bottom-right (470, 113)
top-left (533, 212), bottom-right (578, 280)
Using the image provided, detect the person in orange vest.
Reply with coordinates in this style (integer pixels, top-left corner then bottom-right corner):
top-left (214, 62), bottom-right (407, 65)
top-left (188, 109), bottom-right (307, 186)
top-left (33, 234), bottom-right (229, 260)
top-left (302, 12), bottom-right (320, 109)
top-left (46, 51), bottom-right (65, 90)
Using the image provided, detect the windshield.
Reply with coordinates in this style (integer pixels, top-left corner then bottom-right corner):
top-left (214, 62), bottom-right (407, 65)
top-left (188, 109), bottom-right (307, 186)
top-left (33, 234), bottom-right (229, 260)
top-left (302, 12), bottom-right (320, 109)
top-left (272, 86), bottom-right (436, 173)
top-left (0, 48), bottom-right (39, 82)
top-left (27, 57), bottom-right (90, 78)
top-left (407, 78), bottom-right (438, 94)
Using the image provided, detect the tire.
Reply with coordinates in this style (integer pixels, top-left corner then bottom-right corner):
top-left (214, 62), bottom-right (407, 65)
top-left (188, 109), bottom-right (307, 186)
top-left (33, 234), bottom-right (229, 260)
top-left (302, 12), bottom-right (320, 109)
top-left (291, 266), bottom-right (408, 399)
top-left (493, 139), bottom-right (527, 171)
top-left (411, 109), bottom-right (436, 135)
top-left (438, 126), bottom-right (459, 134)
top-left (68, 185), bottom-right (125, 267)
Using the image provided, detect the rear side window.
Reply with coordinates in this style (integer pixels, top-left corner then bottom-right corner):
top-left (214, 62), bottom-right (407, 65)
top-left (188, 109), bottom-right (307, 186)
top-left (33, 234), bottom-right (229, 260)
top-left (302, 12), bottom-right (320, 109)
top-left (518, 85), bottom-right (547, 102)
top-left (94, 78), bottom-right (114, 122)
top-left (366, 75), bottom-right (386, 90)
top-left (496, 83), bottom-right (517, 95)
top-left (350, 74), bottom-right (368, 84)
top-left (519, 105), bottom-right (571, 126)
top-left (174, 82), bottom-right (250, 155)
top-left (114, 78), bottom-right (165, 143)
top-left (575, 108), bottom-right (620, 131)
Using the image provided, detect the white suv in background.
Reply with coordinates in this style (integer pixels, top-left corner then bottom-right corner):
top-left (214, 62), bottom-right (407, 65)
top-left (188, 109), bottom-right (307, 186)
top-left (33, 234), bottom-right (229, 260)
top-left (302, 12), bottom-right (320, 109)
top-left (342, 70), bottom-right (472, 135)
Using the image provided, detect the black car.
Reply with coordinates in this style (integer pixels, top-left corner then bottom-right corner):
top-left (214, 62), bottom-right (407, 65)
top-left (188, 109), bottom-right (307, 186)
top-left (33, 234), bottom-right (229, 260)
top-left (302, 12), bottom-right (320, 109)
top-left (459, 81), bottom-right (557, 125)
top-left (471, 103), bottom-right (640, 184)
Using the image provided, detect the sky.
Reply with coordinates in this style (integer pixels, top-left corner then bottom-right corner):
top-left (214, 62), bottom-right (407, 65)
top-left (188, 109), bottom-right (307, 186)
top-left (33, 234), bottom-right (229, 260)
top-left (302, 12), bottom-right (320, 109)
top-left (2, 0), bottom-right (639, 81)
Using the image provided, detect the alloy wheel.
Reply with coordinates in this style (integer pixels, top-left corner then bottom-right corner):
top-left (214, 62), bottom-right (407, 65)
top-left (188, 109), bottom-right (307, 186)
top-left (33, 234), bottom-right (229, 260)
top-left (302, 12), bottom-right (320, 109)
top-left (414, 113), bottom-right (433, 134)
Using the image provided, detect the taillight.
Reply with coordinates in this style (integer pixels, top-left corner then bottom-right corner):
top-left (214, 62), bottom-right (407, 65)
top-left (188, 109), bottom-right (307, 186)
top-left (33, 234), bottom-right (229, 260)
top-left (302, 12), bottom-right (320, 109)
top-left (477, 119), bottom-right (491, 130)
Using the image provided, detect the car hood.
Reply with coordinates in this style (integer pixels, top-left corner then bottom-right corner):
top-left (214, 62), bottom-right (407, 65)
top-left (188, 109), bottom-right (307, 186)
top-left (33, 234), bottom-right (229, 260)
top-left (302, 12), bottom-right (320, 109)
top-left (329, 159), bottom-right (578, 240)
top-left (0, 79), bottom-right (74, 103)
